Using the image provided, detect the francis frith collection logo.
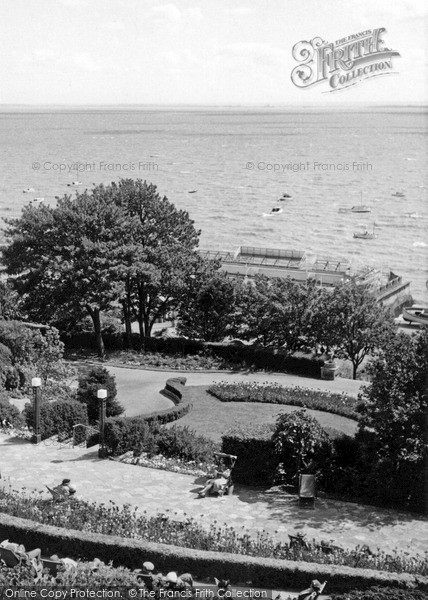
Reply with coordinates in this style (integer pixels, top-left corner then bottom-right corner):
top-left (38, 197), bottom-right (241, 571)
top-left (291, 28), bottom-right (400, 92)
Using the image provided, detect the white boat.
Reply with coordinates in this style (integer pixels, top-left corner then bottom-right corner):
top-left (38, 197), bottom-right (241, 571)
top-left (402, 305), bottom-right (428, 325)
top-left (31, 197), bottom-right (45, 203)
top-left (353, 223), bottom-right (377, 239)
top-left (23, 188), bottom-right (36, 193)
top-left (392, 192), bottom-right (405, 197)
top-left (279, 193), bottom-right (293, 200)
top-left (67, 181), bottom-right (82, 187)
top-left (270, 207), bottom-right (283, 214)
top-left (351, 205), bottom-right (372, 213)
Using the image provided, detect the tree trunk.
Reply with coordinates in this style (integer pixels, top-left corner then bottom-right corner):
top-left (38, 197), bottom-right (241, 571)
top-left (352, 361), bottom-right (358, 380)
top-left (121, 299), bottom-right (133, 349)
top-left (86, 305), bottom-right (105, 358)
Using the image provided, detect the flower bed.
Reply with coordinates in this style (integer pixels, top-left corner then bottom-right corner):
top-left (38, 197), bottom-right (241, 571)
top-left (0, 488), bottom-right (426, 576)
top-left (208, 382), bottom-right (360, 421)
top-left (113, 451), bottom-right (214, 476)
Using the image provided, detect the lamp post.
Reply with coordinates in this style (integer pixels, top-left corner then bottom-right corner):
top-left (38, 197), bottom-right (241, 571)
top-left (31, 377), bottom-right (42, 444)
top-left (97, 388), bottom-right (108, 458)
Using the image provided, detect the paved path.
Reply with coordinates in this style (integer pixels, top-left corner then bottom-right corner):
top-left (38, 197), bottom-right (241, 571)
top-left (1, 434), bottom-right (427, 558)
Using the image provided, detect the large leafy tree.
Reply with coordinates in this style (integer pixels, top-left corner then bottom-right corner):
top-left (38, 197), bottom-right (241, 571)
top-left (236, 275), bottom-right (319, 350)
top-left (357, 329), bottom-right (428, 510)
top-left (176, 266), bottom-right (237, 341)
top-left (310, 281), bottom-right (396, 379)
top-left (2, 179), bottom-right (201, 355)
top-left (109, 179), bottom-right (201, 341)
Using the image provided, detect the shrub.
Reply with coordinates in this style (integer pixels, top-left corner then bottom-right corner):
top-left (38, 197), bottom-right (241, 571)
top-left (222, 423), bottom-right (278, 486)
top-left (208, 381), bottom-right (359, 420)
top-left (332, 587), bottom-right (428, 600)
top-left (0, 561), bottom-right (140, 587)
top-left (272, 410), bottom-right (333, 486)
top-left (157, 425), bottom-right (219, 463)
top-left (23, 398), bottom-right (88, 440)
top-left (77, 366), bottom-right (123, 424)
top-left (104, 416), bottom-right (159, 456)
top-left (0, 394), bottom-right (22, 427)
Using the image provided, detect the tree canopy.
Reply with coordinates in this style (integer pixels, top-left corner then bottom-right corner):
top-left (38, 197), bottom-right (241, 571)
top-left (3, 179), bottom-right (201, 355)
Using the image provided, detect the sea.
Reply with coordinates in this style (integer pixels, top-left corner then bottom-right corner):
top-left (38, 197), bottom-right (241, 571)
top-left (0, 106), bottom-right (427, 302)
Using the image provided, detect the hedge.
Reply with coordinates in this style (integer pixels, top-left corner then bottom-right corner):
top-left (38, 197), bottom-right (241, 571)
top-left (23, 398), bottom-right (88, 440)
top-left (1, 512), bottom-right (426, 593)
top-left (222, 424), bottom-right (278, 486)
top-left (103, 377), bottom-right (192, 455)
top-left (63, 332), bottom-right (324, 378)
top-left (332, 588), bottom-right (428, 600)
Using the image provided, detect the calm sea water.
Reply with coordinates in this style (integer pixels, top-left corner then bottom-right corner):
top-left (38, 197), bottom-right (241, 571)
top-left (0, 107), bottom-right (427, 301)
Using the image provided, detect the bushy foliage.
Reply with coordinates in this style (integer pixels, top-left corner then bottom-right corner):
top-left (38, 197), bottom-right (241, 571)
top-left (332, 587), bottom-right (428, 600)
top-left (209, 381), bottom-right (359, 420)
top-left (104, 417), bottom-right (217, 463)
top-left (77, 366), bottom-right (123, 424)
top-left (0, 487), bottom-right (427, 575)
top-left (0, 394), bottom-right (22, 427)
top-left (222, 423), bottom-right (278, 486)
top-left (0, 561), bottom-right (139, 587)
top-left (355, 329), bottom-right (428, 512)
top-left (272, 409), bottom-right (333, 485)
top-left (157, 425), bottom-right (219, 463)
top-left (23, 397), bottom-right (88, 440)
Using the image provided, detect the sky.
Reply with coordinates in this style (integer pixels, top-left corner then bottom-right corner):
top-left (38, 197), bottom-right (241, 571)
top-left (0, 0), bottom-right (427, 106)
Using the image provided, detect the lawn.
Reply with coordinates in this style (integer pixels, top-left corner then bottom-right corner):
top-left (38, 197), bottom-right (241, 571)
top-left (167, 385), bottom-right (358, 442)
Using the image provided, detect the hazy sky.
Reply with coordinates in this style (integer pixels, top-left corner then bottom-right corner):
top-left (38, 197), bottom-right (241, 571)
top-left (0, 0), bottom-right (426, 105)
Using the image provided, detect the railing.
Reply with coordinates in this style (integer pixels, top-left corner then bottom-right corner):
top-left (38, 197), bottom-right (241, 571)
top-left (72, 424), bottom-right (99, 448)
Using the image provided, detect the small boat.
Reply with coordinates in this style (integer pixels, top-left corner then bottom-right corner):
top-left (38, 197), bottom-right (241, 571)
top-left (353, 223), bottom-right (377, 239)
top-left (67, 181), bottom-right (82, 187)
top-left (351, 205), bottom-right (371, 213)
top-left (402, 305), bottom-right (428, 325)
top-left (31, 197), bottom-right (45, 203)
top-left (188, 190), bottom-right (197, 194)
top-left (23, 188), bottom-right (36, 193)
top-left (270, 207), bottom-right (283, 214)
top-left (279, 193), bottom-right (292, 200)
top-left (392, 192), bottom-right (405, 197)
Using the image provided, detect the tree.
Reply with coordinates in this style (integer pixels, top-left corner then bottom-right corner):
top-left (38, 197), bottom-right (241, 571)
top-left (0, 280), bottom-right (22, 320)
top-left (177, 267), bottom-right (237, 341)
top-left (76, 366), bottom-right (123, 424)
top-left (236, 276), bottom-right (320, 350)
top-left (109, 179), bottom-right (201, 341)
top-left (310, 281), bottom-right (396, 379)
top-left (272, 409), bottom-right (331, 485)
top-left (359, 328), bottom-right (428, 471)
top-left (2, 191), bottom-right (130, 357)
top-left (30, 327), bottom-right (72, 385)
top-left (3, 179), bottom-right (201, 354)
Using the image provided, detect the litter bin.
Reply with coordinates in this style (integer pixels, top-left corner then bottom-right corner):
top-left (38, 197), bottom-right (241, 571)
top-left (321, 360), bottom-right (337, 380)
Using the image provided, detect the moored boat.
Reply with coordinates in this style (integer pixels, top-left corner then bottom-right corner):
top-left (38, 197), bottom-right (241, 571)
top-left (351, 205), bottom-right (372, 213)
top-left (402, 306), bottom-right (428, 325)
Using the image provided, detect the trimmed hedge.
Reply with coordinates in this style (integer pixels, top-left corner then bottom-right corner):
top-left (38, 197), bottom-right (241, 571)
top-left (103, 377), bottom-right (192, 455)
top-left (23, 398), bottom-right (88, 440)
top-left (1, 512), bottom-right (426, 593)
top-left (222, 424), bottom-right (278, 486)
top-left (63, 333), bottom-right (324, 378)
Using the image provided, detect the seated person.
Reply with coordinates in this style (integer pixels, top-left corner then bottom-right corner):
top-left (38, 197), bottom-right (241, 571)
top-left (47, 479), bottom-right (76, 501)
top-left (297, 579), bottom-right (325, 600)
top-left (164, 571), bottom-right (194, 590)
top-left (198, 464), bottom-right (231, 497)
top-left (134, 561), bottom-right (162, 591)
top-left (0, 539), bottom-right (43, 579)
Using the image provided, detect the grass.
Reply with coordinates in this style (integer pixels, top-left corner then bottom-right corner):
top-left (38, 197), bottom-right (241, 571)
top-left (166, 386), bottom-right (358, 442)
